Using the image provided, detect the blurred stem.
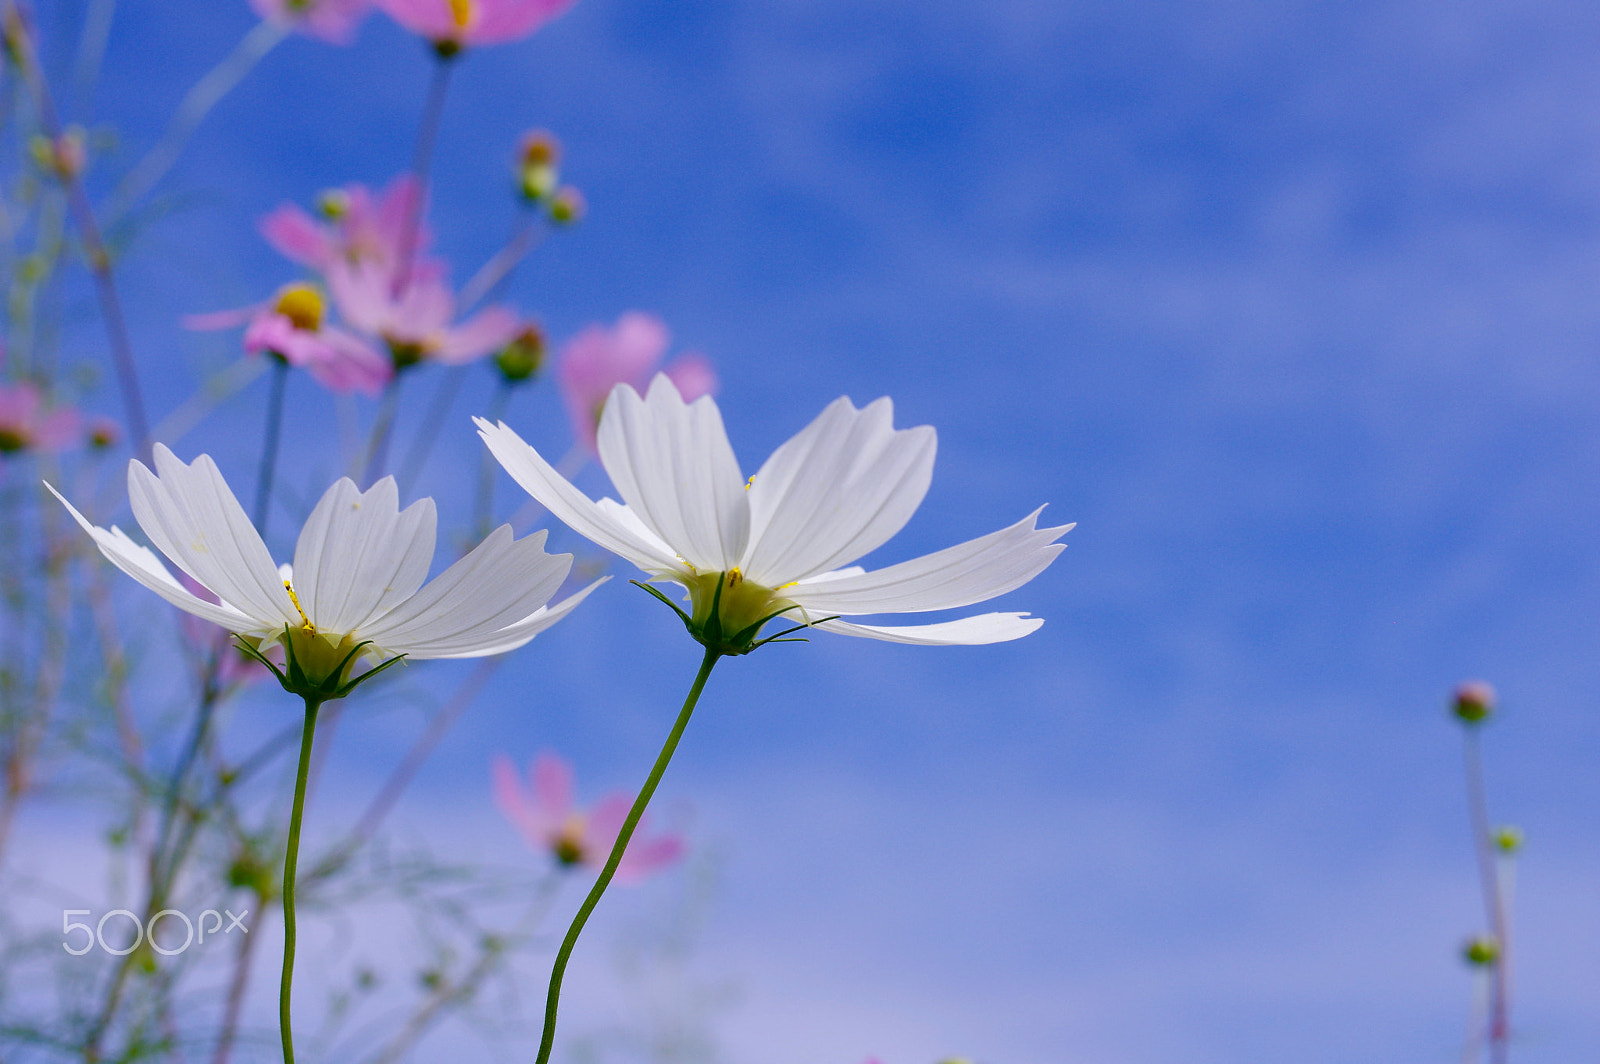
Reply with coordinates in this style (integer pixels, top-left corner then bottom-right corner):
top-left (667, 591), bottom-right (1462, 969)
top-left (303, 658), bottom-right (500, 888)
top-left (473, 379), bottom-right (513, 537)
top-left (2, 1), bottom-right (152, 460)
top-left (366, 871), bottom-right (565, 1064)
top-left (281, 697), bottom-right (324, 1064)
top-left (1461, 729), bottom-right (1508, 1063)
top-left (108, 18), bottom-right (286, 222)
top-left (361, 374), bottom-right (403, 487)
top-left (255, 356), bottom-right (290, 535)
top-left (212, 888), bottom-right (267, 1064)
top-left (533, 645), bottom-right (721, 1064)
top-left (396, 365), bottom-right (465, 497)
top-left (391, 56), bottom-right (455, 298)
top-left (457, 214), bottom-right (545, 312)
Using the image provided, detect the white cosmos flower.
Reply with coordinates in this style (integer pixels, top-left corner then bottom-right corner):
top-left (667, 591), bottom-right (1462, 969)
top-left (477, 375), bottom-right (1071, 651)
top-left (48, 445), bottom-right (600, 689)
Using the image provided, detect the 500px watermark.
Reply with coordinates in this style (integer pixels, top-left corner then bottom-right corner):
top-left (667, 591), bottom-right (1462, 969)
top-left (62, 908), bottom-right (249, 956)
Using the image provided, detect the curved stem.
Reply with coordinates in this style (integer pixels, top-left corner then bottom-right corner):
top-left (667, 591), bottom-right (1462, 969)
top-left (391, 56), bottom-right (454, 298)
top-left (254, 356), bottom-right (289, 534)
top-left (534, 646), bottom-right (721, 1064)
top-left (281, 697), bottom-right (323, 1064)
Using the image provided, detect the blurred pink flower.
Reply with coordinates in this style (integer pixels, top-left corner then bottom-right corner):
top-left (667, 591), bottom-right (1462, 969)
top-left (492, 751), bottom-right (684, 882)
top-left (249, 0), bottom-right (372, 43)
top-left (174, 572), bottom-right (271, 689)
top-left (376, 0), bottom-right (575, 51)
top-left (327, 258), bottom-right (519, 369)
top-left (557, 311), bottom-right (717, 452)
top-left (185, 283), bottom-right (392, 397)
top-left (259, 174), bottom-right (426, 274)
top-left (0, 382), bottom-right (81, 456)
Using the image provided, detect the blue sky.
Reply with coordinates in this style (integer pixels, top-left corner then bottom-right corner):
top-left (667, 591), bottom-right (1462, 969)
top-left (20, 0), bottom-right (1600, 1060)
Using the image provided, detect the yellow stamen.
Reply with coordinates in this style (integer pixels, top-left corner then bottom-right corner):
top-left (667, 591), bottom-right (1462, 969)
top-left (726, 568), bottom-right (743, 588)
top-left (448, 0), bottom-right (473, 28)
top-left (284, 581), bottom-right (314, 632)
top-left (745, 475), bottom-right (755, 491)
top-left (274, 283), bottom-right (324, 332)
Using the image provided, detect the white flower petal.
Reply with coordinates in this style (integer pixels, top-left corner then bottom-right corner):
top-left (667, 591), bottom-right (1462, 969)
top-left (476, 417), bottom-right (682, 573)
top-left (596, 376), bottom-right (749, 572)
top-left (391, 578), bottom-right (607, 659)
top-left (292, 477), bottom-right (436, 633)
top-left (814, 613), bottom-right (1043, 645)
top-left (740, 396), bottom-right (935, 585)
top-left (127, 445), bottom-right (297, 628)
top-left (786, 509), bottom-right (1072, 616)
top-left (361, 526), bottom-right (572, 655)
top-left (46, 482), bottom-right (260, 633)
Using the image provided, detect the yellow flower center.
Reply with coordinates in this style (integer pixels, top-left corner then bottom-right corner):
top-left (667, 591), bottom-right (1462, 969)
top-left (684, 568), bottom-right (799, 650)
top-left (448, 0), bottom-right (473, 28)
top-left (552, 816), bottom-right (586, 865)
top-left (274, 283), bottom-right (324, 332)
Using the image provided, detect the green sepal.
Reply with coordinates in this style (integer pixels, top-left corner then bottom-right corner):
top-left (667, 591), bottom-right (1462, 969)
top-left (234, 629), bottom-right (407, 702)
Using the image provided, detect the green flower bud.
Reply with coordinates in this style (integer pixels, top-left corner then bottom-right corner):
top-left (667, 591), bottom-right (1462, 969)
top-left (1463, 935), bottom-right (1499, 966)
top-left (549, 186), bottom-right (585, 225)
top-left (495, 324), bottom-right (546, 382)
top-left (1493, 825), bottom-right (1524, 853)
top-left (1452, 681), bottom-right (1495, 724)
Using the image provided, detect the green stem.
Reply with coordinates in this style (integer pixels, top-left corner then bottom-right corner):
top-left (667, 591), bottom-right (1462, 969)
top-left (533, 646), bottom-right (721, 1064)
top-left (281, 697), bottom-right (322, 1064)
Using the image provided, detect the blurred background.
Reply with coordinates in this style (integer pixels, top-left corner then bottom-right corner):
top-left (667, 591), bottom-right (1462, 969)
top-left (9, 0), bottom-right (1600, 1061)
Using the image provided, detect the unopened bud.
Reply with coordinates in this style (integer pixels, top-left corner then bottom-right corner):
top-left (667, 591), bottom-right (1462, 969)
top-left (518, 131), bottom-right (562, 201)
top-left (1493, 825), bottom-right (1524, 854)
top-left (495, 324), bottom-right (545, 382)
top-left (316, 188), bottom-right (351, 220)
top-left (87, 417), bottom-right (120, 449)
top-left (1463, 935), bottom-right (1499, 966)
top-left (1452, 681), bottom-right (1495, 724)
top-left (549, 186), bottom-right (585, 225)
top-left (33, 127), bottom-right (88, 181)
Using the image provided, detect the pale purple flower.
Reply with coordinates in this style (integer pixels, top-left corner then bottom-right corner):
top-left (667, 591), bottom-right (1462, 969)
top-left (259, 174), bottom-right (426, 275)
top-left (557, 312), bottom-right (717, 452)
top-left (249, 0), bottom-right (372, 43)
top-left (492, 751), bottom-right (683, 882)
top-left (0, 382), bottom-right (81, 456)
top-left (327, 258), bottom-right (519, 369)
top-left (185, 283), bottom-right (392, 397)
top-left (376, 0), bottom-right (575, 51)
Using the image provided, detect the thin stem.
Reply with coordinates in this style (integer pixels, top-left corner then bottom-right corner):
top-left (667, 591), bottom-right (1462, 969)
top-left (533, 646), bottom-right (721, 1064)
top-left (254, 357), bottom-right (290, 535)
top-left (473, 379), bottom-right (513, 537)
top-left (391, 56), bottom-right (454, 298)
top-left (456, 214), bottom-right (545, 312)
top-left (281, 697), bottom-right (323, 1064)
top-left (395, 365), bottom-right (466, 496)
top-left (1462, 729), bottom-right (1508, 1062)
top-left (108, 19), bottom-right (286, 223)
top-left (361, 374), bottom-right (403, 487)
top-left (2, 1), bottom-right (152, 460)
top-left (212, 890), bottom-right (266, 1064)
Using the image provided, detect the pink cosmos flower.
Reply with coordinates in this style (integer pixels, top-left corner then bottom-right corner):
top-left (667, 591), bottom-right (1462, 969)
top-left (185, 283), bottom-right (392, 397)
top-left (249, 0), bottom-right (372, 43)
top-left (0, 382), bottom-right (81, 455)
top-left (492, 751), bottom-right (684, 882)
top-left (557, 311), bottom-right (717, 452)
top-left (376, 0), bottom-right (575, 51)
top-left (259, 174), bottom-right (426, 275)
top-left (327, 258), bottom-right (519, 369)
